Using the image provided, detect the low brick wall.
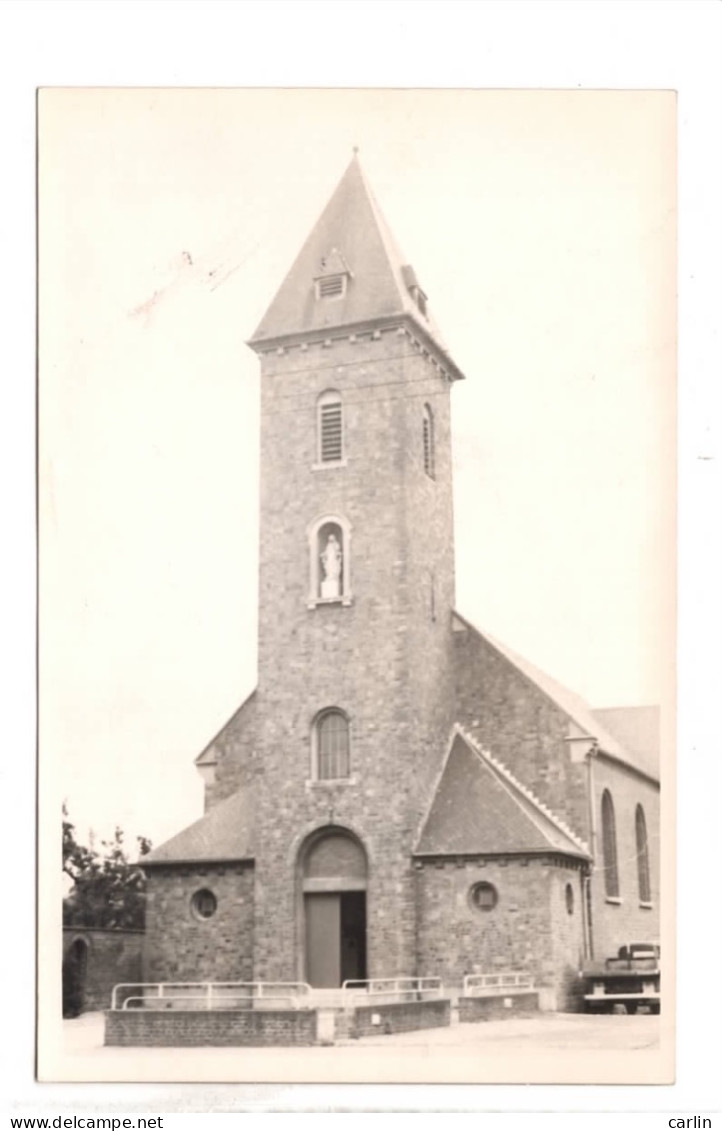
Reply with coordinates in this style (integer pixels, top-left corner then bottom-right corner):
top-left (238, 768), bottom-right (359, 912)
top-left (351, 998), bottom-right (451, 1038)
top-left (105, 1009), bottom-right (317, 1047)
top-left (63, 929), bottom-right (144, 1016)
top-left (458, 991), bottom-right (540, 1022)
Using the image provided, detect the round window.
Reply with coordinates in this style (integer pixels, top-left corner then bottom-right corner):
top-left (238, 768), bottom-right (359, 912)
top-left (565, 882), bottom-right (574, 915)
top-left (469, 881), bottom-right (498, 913)
top-left (191, 889), bottom-right (217, 920)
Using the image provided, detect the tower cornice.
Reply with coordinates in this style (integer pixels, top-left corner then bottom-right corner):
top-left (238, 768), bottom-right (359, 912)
top-left (246, 314), bottom-right (466, 383)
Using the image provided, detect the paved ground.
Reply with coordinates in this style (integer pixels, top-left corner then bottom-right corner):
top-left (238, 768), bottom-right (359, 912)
top-left (39, 1011), bottom-right (669, 1086)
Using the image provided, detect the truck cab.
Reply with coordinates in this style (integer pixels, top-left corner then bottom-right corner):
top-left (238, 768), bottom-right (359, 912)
top-left (580, 942), bottom-right (660, 1014)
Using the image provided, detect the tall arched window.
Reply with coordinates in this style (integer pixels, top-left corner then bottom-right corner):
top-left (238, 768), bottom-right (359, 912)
top-left (307, 513), bottom-right (352, 606)
top-left (600, 790), bottom-right (620, 899)
top-left (422, 404), bottom-right (435, 478)
top-left (317, 390), bottom-right (344, 464)
top-left (635, 804), bottom-right (651, 904)
top-left (313, 709), bottom-right (350, 780)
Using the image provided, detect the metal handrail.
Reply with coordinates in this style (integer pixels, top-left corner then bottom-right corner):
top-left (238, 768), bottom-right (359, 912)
top-left (111, 981), bottom-right (312, 1011)
top-left (462, 972), bottom-right (533, 996)
top-left (119, 994), bottom-right (303, 1011)
top-left (341, 976), bottom-right (442, 1004)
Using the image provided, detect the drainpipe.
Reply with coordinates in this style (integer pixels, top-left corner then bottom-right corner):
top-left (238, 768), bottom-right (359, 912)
top-left (564, 734), bottom-right (599, 961)
top-left (585, 741), bottom-right (599, 960)
top-left (580, 865), bottom-right (591, 960)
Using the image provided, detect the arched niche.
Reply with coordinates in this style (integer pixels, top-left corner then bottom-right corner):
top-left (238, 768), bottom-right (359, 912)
top-left (307, 513), bottom-right (352, 607)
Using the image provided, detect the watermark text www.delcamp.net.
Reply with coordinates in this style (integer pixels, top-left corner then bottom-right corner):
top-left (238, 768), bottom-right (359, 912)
top-left (10, 1120), bottom-right (163, 1129)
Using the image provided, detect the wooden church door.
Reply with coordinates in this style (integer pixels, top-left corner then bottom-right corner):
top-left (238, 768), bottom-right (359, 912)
top-left (305, 893), bottom-right (341, 987)
top-left (302, 830), bottom-right (367, 988)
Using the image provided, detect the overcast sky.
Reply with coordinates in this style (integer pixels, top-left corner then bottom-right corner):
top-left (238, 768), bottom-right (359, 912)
top-left (40, 89), bottom-right (675, 849)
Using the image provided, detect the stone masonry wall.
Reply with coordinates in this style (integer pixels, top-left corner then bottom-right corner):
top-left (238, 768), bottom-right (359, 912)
top-left (589, 756), bottom-right (660, 962)
top-left (548, 863), bottom-right (588, 1008)
top-left (415, 855), bottom-right (585, 1008)
top-left (143, 863), bottom-right (254, 983)
top-left (62, 929), bottom-right (143, 1013)
top-left (453, 625), bottom-right (590, 843)
top-left (250, 325), bottom-right (458, 982)
top-left (202, 691), bottom-right (257, 811)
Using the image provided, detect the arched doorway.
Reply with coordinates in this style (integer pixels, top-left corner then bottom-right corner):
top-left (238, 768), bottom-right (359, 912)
top-left (301, 828), bottom-right (367, 988)
top-left (62, 937), bottom-right (89, 1017)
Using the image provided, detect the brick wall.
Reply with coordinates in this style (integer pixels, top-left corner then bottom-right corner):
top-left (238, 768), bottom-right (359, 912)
top-left (62, 929), bottom-right (143, 1014)
top-left (453, 625), bottom-right (590, 842)
top-left (248, 325), bottom-right (459, 981)
top-left (458, 992), bottom-right (539, 1021)
top-left (415, 855), bottom-right (586, 1008)
top-left (105, 1008), bottom-right (316, 1047)
top-left (143, 863), bottom-right (254, 983)
top-left (351, 997), bottom-right (450, 1037)
top-left (589, 756), bottom-right (660, 961)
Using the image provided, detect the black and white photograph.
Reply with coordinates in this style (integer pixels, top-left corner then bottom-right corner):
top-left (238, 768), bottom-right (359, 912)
top-left (38, 87), bottom-right (676, 1087)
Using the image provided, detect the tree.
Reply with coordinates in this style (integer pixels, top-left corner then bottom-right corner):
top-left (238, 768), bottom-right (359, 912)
top-left (62, 805), bottom-right (152, 930)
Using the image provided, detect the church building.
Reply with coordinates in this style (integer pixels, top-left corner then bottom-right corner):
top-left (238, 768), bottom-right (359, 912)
top-left (142, 154), bottom-right (660, 1009)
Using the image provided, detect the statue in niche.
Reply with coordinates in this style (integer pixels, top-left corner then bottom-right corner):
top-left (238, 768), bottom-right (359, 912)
top-left (320, 532), bottom-right (343, 598)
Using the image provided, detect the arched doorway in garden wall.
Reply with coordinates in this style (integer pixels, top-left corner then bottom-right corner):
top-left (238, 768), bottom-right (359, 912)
top-left (300, 827), bottom-right (367, 988)
top-left (62, 937), bottom-right (89, 1017)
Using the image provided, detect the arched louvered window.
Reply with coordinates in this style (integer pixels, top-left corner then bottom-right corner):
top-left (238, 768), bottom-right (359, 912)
top-left (635, 804), bottom-right (651, 904)
top-left (314, 709), bottom-right (350, 780)
top-left (423, 404), bottom-right (435, 478)
top-left (601, 790), bottom-right (620, 899)
top-left (317, 390), bottom-right (344, 464)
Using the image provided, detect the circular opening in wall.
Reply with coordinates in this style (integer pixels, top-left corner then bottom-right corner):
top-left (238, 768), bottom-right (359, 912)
top-left (469, 881), bottom-right (498, 913)
top-left (191, 889), bottom-right (217, 920)
top-left (565, 882), bottom-right (574, 915)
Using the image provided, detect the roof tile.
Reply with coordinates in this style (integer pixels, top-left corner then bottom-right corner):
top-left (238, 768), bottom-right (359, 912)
top-left (143, 788), bottom-right (255, 866)
top-left (415, 730), bottom-right (589, 859)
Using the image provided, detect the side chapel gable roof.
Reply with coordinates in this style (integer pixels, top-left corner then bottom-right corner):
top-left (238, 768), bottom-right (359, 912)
top-left (415, 726), bottom-right (590, 859)
top-left (142, 787), bottom-right (255, 866)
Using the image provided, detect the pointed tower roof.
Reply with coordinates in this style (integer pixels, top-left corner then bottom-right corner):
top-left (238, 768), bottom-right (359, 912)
top-left (249, 153), bottom-right (465, 380)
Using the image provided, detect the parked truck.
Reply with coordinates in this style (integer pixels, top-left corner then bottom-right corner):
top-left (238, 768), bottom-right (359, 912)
top-left (580, 942), bottom-right (660, 1014)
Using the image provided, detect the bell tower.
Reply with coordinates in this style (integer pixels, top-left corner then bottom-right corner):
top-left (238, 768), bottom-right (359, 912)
top-left (246, 154), bottom-right (466, 983)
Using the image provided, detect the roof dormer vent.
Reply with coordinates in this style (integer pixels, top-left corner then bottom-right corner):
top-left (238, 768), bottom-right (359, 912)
top-left (317, 274), bottom-right (345, 298)
top-left (401, 264), bottom-right (428, 319)
top-left (314, 248), bottom-right (352, 302)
